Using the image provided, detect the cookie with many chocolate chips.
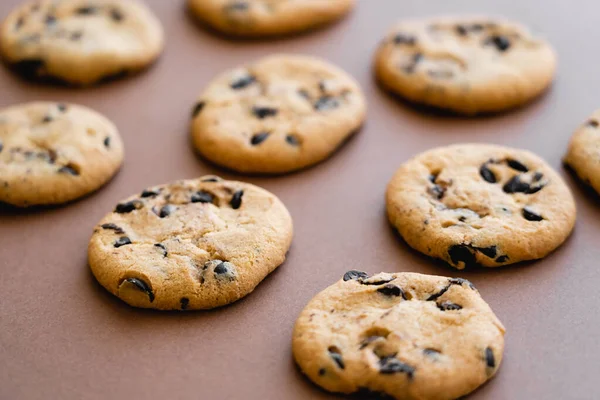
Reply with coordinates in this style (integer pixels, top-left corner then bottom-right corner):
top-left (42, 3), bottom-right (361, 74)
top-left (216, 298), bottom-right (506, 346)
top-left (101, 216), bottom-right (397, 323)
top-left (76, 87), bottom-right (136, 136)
top-left (293, 271), bottom-right (505, 400)
top-left (0, 101), bottom-right (123, 206)
top-left (0, 0), bottom-right (164, 85)
top-left (187, 0), bottom-right (354, 38)
top-left (190, 54), bottom-right (366, 174)
top-left (386, 144), bottom-right (576, 269)
top-left (564, 110), bottom-right (600, 196)
top-left (374, 16), bottom-right (556, 114)
top-left (88, 176), bottom-right (293, 310)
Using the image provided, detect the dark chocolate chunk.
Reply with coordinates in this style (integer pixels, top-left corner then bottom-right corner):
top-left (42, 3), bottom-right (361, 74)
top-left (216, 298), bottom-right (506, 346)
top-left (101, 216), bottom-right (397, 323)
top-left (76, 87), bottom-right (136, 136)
top-left (328, 347), bottom-right (345, 369)
top-left (57, 103), bottom-right (67, 112)
top-left (392, 33), bottom-right (416, 45)
top-left (377, 284), bottom-right (407, 300)
top-left (103, 136), bottom-right (111, 148)
top-left (230, 190), bottom-right (244, 209)
top-left (123, 277), bottom-right (154, 302)
top-left (496, 255), bottom-right (509, 263)
top-left (314, 96), bottom-right (340, 111)
top-left (180, 297), bottom-right (189, 310)
top-left (532, 172), bottom-right (544, 182)
top-left (191, 190), bottom-right (214, 204)
top-left (15, 16), bottom-right (25, 30)
top-left (75, 6), bottom-right (98, 15)
top-left (455, 25), bottom-right (468, 36)
top-left (477, 245), bottom-right (497, 259)
top-left (58, 165), bottom-right (79, 176)
top-left (427, 285), bottom-right (450, 301)
top-left (480, 164), bottom-right (497, 183)
top-left (250, 132), bottom-right (270, 145)
top-left (428, 184), bottom-right (446, 200)
top-left (285, 134), bottom-right (300, 146)
top-left (503, 175), bottom-right (544, 194)
top-left (587, 119), bottom-right (599, 128)
top-left (115, 200), bottom-right (143, 214)
top-left (110, 8), bottom-right (124, 22)
top-left (101, 223), bottom-right (124, 234)
top-left (437, 301), bottom-right (463, 311)
top-left (506, 159), bottom-right (529, 172)
top-left (448, 244), bottom-right (477, 268)
top-left (522, 207), bottom-right (543, 221)
top-left (230, 74), bottom-right (256, 90)
top-left (214, 262), bottom-right (228, 275)
top-left (423, 348), bottom-right (441, 357)
top-left (154, 243), bottom-right (168, 257)
top-left (486, 35), bottom-right (511, 51)
top-left (378, 356), bottom-right (415, 379)
top-left (191, 101), bottom-right (205, 118)
top-left (343, 270), bottom-right (369, 281)
top-left (114, 236), bottom-right (132, 248)
top-left (318, 368), bottom-right (326, 376)
top-left (201, 177), bottom-right (220, 182)
top-left (485, 347), bottom-right (495, 368)
top-left (360, 277), bottom-right (396, 286)
top-left (252, 106), bottom-right (278, 119)
top-left (159, 204), bottom-right (176, 218)
top-left (449, 277), bottom-right (476, 290)
top-left (141, 189), bottom-right (160, 198)
top-left (42, 115), bottom-right (53, 123)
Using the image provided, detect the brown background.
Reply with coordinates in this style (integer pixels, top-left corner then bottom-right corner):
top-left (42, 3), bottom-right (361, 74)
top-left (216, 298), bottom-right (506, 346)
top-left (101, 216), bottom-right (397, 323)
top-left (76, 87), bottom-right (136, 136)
top-left (1, 1), bottom-right (598, 399)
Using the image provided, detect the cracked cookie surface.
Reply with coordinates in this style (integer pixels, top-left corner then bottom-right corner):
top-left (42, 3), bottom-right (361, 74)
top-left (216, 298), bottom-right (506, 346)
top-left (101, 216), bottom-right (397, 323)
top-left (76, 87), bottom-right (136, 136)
top-left (386, 144), bottom-right (576, 269)
top-left (88, 176), bottom-right (293, 310)
top-left (293, 271), bottom-right (505, 400)
top-left (0, 101), bottom-right (123, 206)
top-left (190, 54), bottom-right (366, 174)
top-left (374, 16), bottom-right (556, 114)
top-left (0, 0), bottom-right (164, 85)
top-left (187, 0), bottom-right (354, 38)
top-left (564, 110), bottom-right (600, 195)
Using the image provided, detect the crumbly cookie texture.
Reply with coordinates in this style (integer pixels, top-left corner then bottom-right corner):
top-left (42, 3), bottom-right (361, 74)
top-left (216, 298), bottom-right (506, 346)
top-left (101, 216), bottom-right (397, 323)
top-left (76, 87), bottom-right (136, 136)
top-left (293, 271), bottom-right (505, 400)
top-left (191, 54), bottom-right (366, 174)
top-left (0, 101), bottom-right (123, 206)
top-left (0, 0), bottom-right (164, 85)
top-left (374, 16), bottom-right (556, 114)
top-left (187, 0), bottom-right (354, 38)
top-left (88, 176), bottom-right (293, 310)
top-left (386, 144), bottom-right (576, 269)
top-left (564, 110), bottom-right (600, 195)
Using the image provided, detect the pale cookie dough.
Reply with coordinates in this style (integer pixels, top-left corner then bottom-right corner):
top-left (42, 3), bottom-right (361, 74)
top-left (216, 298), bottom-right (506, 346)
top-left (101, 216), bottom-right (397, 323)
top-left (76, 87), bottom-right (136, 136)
top-left (88, 176), bottom-right (293, 310)
top-left (374, 16), bottom-right (556, 114)
top-left (386, 144), bottom-right (576, 269)
top-left (0, 101), bottom-right (123, 206)
top-left (0, 0), bottom-right (164, 85)
top-left (293, 271), bottom-right (505, 400)
top-left (564, 110), bottom-right (600, 195)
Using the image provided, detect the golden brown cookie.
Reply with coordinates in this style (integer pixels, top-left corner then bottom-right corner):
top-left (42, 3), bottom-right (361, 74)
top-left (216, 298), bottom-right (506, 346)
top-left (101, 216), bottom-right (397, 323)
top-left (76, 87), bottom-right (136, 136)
top-left (564, 110), bottom-right (600, 195)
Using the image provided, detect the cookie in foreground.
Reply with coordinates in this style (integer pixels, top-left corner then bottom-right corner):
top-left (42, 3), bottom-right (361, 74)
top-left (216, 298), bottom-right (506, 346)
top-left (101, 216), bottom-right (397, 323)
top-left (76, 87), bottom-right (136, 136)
top-left (88, 176), bottom-right (293, 310)
top-left (293, 271), bottom-right (505, 400)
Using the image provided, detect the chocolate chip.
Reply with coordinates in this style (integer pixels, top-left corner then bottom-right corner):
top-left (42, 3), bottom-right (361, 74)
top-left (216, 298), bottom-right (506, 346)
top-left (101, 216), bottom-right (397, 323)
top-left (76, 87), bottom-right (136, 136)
top-left (448, 244), bottom-right (477, 268)
top-left (423, 348), bottom-right (441, 357)
top-left (449, 277), bottom-right (476, 290)
top-left (533, 172), bottom-right (544, 182)
top-left (343, 270), bottom-right (369, 281)
top-left (455, 25), bottom-right (468, 36)
top-left (428, 184), bottom-right (446, 200)
top-left (191, 190), bottom-right (214, 204)
top-left (503, 175), bottom-right (544, 194)
top-left (361, 277), bottom-right (396, 286)
top-left (587, 119), bottom-right (599, 128)
top-left (230, 190), bottom-right (244, 209)
top-left (427, 285), bottom-right (450, 301)
top-left (115, 200), bottom-right (143, 213)
top-left (496, 255), bottom-right (509, 263)
top-left (45, 15), bottom-right (57, 25)
top-left (192, 101), bottom-right (205, 118)
top-left (378, 356), bottom-right (415, 379)
top-left (213, 261), bottom-right (236, 280)
top-left (201, 177), bottom-right (221, 182)
top-left (0, 141), bottom-right (3, 153)
top-left (285, 135), bottom-right (300, 146)
top-left (57, 103), bottom-right (67, 112)
top-left (486, 35), bottom-right (511, 51)
top-left (15, 16), bottom-right (25, 30)
top-left (103, 136), bottom-right (111, 148)
top-left (123, 277), bottom-right (154, 302)
top-left (314, 96), bottom-right (340, 111)
top-left (42, 115), bottom-right (53, 123)
top-left (180, 297), bottom-right (189, 310)
top-left (101, 223), bottom-right (124, 234)
top-left (114, 236), bottom-right (132, 248)
top-left (485, 347), bottom-right (495, 368)
top-left (110, 8), bottom-right (124, 22)
top-left (506, 159), bottom-right (528, 172)
top-left (141, 189), bottom-right (160, 198)
top-left (70, 31), bottom-right (83, 40)
top-left (75, 6), bottom-right (98, 15)
top-left (13, 59), bottom-right (45, 79)
top-left (230, 74), bottom-right (256, 90)
top-left (159, 205), bottom-right (176, 218)
top-left (252, 106), bottom-right (278, 119)
top-left (377, 284), bottom-right (407, 300)
top-left (393, 33), bottom-right (416, 45)
top-left (250, 132), bottom-right (270, 145)
top-left (477, 245), bottom-right (497, 259)
top-left (58, 165), bottom-right (79, 176)
top-left (318, 368), bottom-right (326, 376)
top-left (438, 301), bottom-right (462, 311)
top-left (328, 347), bottom-right (345, 369)
top-left (480, 163), bottom-right (497, 183)
top-left (523, 207), bottom-right (543, 221)
top-left (154, 243), bottom-right (167, 257)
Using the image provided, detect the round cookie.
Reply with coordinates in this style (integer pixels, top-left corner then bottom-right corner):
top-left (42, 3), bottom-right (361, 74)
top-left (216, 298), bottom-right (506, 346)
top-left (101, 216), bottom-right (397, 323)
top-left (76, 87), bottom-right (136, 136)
top-left (374, 16), bottom-right (556, 114)
top-left (88, 176), bottom-right (293, 310)
top-left (293, 271), bottom-right (505, 400)
top-left (0, 0), bottom-right (164, 85)
top-left (190, 54), bottom-right (366, 174)
top-left (564, 111), bottom-right (600, 195)
top-left (187, 0), bottom-right (355, 38)
top-left (0, 101), bottom-right (123, 207)
top-left (386, 144), bottom-right (576, 269)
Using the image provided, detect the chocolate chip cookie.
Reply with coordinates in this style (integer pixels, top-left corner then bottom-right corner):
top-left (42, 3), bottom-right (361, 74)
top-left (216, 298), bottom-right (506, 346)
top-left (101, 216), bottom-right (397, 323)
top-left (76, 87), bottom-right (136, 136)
top-left (374, 16), bottom-right (556, 114)
top-left (0, 101), bottom-right (123, 207)
top-left (386, 144), bottom-right (576, 269)
top-left (188, 0), bottom-right (355, 38)
top-left (88, 176), bottom-right (293, 310)
top-left (564, 111), bottom-right (600, 195)
top-left (293, 271), bottom-right (505, 400)
top-left (0, 0), bottom-right (164, 85)
top-left (190, 54), bottom-right (366, 174)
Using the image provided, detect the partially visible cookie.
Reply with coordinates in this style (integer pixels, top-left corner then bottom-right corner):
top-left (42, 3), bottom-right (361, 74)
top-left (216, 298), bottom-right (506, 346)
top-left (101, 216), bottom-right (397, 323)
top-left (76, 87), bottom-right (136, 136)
top-left (190, 54), bottom-right (366, 174)
top-left (0, 102), bottom-right (123, 207)
top-left (386, 144), bottom-right (576, 269)
top-left (187, 0), bottom-right (354, 38)
top-left (564, 111), bottom-right (600, 195)
top-left (293, 271), bottom-right (505, 400)
top-left (0, 0), bottom-right (164, 85)
top-left (88, 176), bottom-right (293, 310)
top-left (374, 16), bottom-right (556, 114)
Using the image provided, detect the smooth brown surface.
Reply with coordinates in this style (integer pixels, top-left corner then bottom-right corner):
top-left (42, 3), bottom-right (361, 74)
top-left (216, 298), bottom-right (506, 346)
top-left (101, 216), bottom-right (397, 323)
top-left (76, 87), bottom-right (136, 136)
top-left (0, 1), bottom-right (598, 399)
